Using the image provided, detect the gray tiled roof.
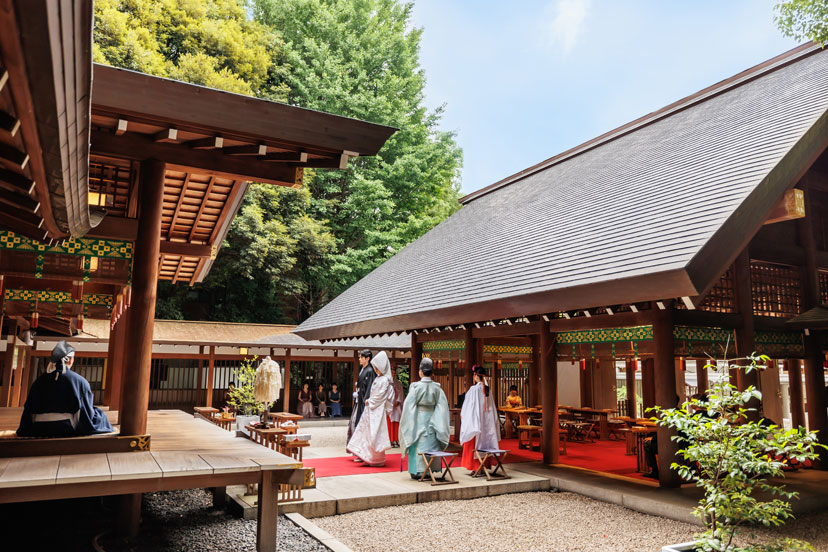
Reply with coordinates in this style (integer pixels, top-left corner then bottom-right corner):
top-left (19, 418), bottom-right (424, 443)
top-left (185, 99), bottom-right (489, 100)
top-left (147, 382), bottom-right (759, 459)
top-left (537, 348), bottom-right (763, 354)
top-left (296, 46), bottom-right (828, 340)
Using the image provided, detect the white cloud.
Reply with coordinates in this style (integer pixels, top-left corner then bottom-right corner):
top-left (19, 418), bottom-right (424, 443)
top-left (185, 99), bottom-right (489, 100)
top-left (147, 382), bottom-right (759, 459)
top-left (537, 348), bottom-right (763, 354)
top-left (540, 0), bottom-right (592, 54)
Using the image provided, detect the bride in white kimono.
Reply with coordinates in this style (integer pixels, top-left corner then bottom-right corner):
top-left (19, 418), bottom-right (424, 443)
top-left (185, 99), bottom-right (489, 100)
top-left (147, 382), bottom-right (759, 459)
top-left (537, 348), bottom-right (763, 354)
top-left (459, 364), bottom-right (501, 471)
top-left (346, 350), bottom-right (395, 466)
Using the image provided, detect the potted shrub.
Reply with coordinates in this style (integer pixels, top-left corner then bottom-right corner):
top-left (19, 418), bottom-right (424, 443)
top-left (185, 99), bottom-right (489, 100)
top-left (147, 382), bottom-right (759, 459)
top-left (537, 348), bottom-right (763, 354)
top-left (226, 356), bottom-right (266, 435)
top-left (655, 354), bottom-right (822, 552)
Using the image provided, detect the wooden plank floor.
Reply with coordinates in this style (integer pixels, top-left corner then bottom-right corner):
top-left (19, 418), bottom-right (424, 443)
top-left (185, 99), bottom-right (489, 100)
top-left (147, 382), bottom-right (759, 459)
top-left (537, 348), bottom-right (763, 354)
top-left (0, 409), bottom-right (300, 496)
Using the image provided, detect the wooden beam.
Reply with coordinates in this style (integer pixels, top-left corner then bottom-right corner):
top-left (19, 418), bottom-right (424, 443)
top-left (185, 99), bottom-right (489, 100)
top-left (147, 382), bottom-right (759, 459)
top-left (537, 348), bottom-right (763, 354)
top-left (189, 176), bottom-right (215, 242)
top-left (224, 143), bottom-right (267, 156)
top-left (0, 109), bottom-right (20, 136)
top-left (0, 203), bottom-right (41, 226)
top-left (0, 67), bottom-right (7, 92)
top-left (86, 216), bottom-right (139, 241)
top-left (471, 320), bottom-right (544, 339)
top-left (262, 151), bottom-right (307, 163)
top-left (0, 185), bottom-right (38, 212)
top-left (188, 136), bottom-right (223, 150)
top-left (786, 359), bottom-right (805, 429)
top-left (763, 188), bottom-right (805, 225)
top-left (625, 358), bottom-right (637, 418)
top-left (0, 142), bottom-right (28, 170)
top-left (653, 308), bottom-right (682, 487)
top-left (540, 321), bottom-right (558, 464)
top-left (153, 128), bottom-right (178, 143)
top-left (159, 241), bottom-right (212, 258)
top-left (300, 153), bottom-right (351, 169)
top-left (206, 345), bottom-right (215, 407)
top-left (91, 130), bottom-right (301, 187)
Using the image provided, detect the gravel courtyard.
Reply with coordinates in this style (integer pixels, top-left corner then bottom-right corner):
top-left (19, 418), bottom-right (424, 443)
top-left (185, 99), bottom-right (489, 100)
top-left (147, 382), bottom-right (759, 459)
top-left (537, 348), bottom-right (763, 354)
top-left (315, 491), bottom-right (828, 552)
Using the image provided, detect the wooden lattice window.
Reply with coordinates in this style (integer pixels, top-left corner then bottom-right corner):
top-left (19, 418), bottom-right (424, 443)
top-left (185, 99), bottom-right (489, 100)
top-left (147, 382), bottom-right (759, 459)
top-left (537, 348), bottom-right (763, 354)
top-left (697, 269), bottom-right (735, 313)
top-left (820, 271), bottom-right (828, 305)
top-left (751, 261), bottom-right (802, 318)
top-left (89, 158), bottom-right (133, 217)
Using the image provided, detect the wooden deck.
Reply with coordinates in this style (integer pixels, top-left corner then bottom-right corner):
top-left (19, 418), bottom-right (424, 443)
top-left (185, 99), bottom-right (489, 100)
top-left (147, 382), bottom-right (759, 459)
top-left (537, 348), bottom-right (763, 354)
top-left (0, 409), bottom-right (302, 503)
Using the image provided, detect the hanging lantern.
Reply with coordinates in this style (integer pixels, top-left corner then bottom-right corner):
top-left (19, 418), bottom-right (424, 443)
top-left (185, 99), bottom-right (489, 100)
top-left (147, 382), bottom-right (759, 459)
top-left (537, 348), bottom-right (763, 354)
top-left (76, 314), bottom-right (84, 331)
top-left (31, 311), bottom-right (39, 329)
top-left (580, 359), bottom-right (587, 372)
top-left (680, 358), bottom-right (687, 372)
top-left (125, 285), bottom-right (132, 307)
top-left (632, 359), bottom-right (638, 372)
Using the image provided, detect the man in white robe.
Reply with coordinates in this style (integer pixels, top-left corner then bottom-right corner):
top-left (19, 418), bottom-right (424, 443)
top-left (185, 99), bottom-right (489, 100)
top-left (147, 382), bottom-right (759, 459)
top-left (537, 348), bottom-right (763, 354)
top-left (346, 351), bottom-right (395, 466)
top-left (399, 358), bottom-right (450, 479)
top-left (459, 365), bottom-right (501, 471)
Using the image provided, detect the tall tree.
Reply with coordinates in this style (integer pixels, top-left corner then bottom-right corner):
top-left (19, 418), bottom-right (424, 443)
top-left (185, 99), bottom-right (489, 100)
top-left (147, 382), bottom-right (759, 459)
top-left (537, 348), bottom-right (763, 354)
top-left (253, 0), bottom-right (463, 317)
top-left (775, 0), bottom-right (828, 46)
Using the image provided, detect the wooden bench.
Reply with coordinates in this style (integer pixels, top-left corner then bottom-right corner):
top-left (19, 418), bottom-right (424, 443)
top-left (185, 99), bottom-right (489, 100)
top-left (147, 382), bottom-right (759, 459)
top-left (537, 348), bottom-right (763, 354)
top-left (0, 431), bottom-right (150, 458)
top-left (517, 424), bottom-right (541, 450)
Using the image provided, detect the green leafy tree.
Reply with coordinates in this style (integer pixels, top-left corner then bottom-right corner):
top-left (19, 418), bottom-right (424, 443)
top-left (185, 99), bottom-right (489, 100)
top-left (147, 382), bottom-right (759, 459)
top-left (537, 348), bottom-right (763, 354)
top-left (775, 0), bottom-right (828, 46)
top-left (253, 0), bottom-right (463, 310)
top-left (654, 355), bottom-right (821, 552)
top-left (227, 356), bottom-right (267, 415)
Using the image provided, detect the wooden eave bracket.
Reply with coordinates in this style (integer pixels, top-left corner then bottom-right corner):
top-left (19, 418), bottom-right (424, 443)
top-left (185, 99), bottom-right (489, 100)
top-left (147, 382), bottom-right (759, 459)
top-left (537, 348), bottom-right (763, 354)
top-left (763, 188), bottom-right (805, 225)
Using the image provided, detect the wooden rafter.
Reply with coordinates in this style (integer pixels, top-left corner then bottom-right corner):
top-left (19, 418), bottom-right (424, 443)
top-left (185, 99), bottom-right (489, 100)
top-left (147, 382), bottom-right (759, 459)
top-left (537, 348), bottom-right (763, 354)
top-left (154, 128), bottom-right (178, 143)
top-left (188, 176), bottom-right (215, 242)
top-left (0, 109), bottom-right (20, 136)
top-left (224, 143), bottom-right (266, 156)
top-left (167, 173), bottom-right (191, 240)
top-left (262, 152), bottom-right (308, 163)
top-left (188, 136), bottom-right (223, 150)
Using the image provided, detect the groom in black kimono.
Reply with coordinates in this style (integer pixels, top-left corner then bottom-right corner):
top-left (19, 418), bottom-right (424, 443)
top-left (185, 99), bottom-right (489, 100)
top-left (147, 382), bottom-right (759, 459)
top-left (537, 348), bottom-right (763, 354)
top-left (17, 340), bottom-right (114, 437)
top-left (347, 349), bottom-right (375, 442)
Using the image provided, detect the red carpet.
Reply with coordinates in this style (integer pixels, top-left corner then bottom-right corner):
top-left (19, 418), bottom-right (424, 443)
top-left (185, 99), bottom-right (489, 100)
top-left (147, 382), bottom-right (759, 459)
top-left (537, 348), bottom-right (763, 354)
top-left (497, 438), bottom-right (648, 481)
top-left (305, 440), bottom-right (648, 481)
top-left (303, 454), bottom-right (404, 477)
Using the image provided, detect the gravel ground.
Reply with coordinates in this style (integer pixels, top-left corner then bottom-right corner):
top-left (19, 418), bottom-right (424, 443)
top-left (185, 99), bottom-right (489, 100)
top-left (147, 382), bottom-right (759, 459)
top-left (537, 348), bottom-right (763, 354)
top-left (315, 491), bottom-right (828, 552)
top-left (99, 488), bottom-right (328, 552)
top-left (303, 424), bottom-right (349, 449)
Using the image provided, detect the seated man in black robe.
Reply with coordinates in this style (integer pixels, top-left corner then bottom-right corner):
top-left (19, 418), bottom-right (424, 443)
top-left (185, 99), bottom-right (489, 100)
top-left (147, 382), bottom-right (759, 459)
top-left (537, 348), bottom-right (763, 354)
top-left (17, 340), bottom-right (114, 437)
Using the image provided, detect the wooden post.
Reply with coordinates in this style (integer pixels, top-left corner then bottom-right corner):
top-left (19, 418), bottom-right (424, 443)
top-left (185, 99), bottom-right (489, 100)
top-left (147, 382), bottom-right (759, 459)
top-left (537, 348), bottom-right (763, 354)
top-left (540, 322), bottom-right (559, 464)
top-left (18, 343), bottom-right (34, 405)
top-left (284, 348), bottom-right (292, 413)
top-left (411, 334), bottom-right (422, 383)
top-left (206, 345), bottom-right (216, 408)
top-left (625, 358), bottom-right (637, 418)
top-left (0, 319), bottom-right (17, 407)
top-left (352, 350), bottom-right (360, 387)
top-left (641, 358), bottom-right (655, 413)
top-left (696, 358), bottom-right (708, 395)
top-left (256, 470), bottom-right (279, 552)
top-left (797, 187), bottom-right (827, 462)
top-left (733, 250), bottom-right (760, 419)
top-left (579, 359), bottom-right (594, 408)
top-left (104, 315), bottom-right (127, 407)
top-left (529, 334), bottom-right (540, 407)
top-left (653, 308), bottom-right (682, 487)
top-left (197, 345), bottom-right (205, 405)
top-left (119, 159), bottom-right (165, 436)
top-left (786, 359), bottom-right (806, 428)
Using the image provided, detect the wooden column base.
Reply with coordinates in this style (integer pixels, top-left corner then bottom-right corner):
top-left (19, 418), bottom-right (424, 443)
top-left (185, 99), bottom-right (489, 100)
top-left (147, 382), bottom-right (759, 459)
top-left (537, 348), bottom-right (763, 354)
top-left (257, 470), bottom-right (279, 552)
top-left (116, 493), bottom-right (142, 538)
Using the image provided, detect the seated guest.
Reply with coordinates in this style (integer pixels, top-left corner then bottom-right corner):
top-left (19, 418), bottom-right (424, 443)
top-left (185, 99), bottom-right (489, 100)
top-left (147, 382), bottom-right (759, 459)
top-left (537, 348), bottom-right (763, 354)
top-left (315, 384), bottom-right (328, 417)
top-left (298, 383), bottom-right (313, 418)
top-left (504, 385), bottom-right (523, 408)
top-left (329, 384), bottom-right (342, 417)
top-left (18, 341), bottom-right (114, 437)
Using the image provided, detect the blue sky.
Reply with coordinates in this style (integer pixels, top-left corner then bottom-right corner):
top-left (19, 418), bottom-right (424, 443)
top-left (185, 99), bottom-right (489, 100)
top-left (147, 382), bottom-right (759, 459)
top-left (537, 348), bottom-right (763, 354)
top-left (409, 0), bottom-right (800, 195)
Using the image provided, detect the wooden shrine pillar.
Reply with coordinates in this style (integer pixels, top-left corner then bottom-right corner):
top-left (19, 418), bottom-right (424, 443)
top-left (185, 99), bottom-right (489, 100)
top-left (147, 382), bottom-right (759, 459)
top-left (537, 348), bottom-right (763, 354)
top-left (0, 319), bottom-right (17, 406)
top-left (206, 345), bottom-right (216, 407)
top-left (625, 358), bottom-right (637, 418)
top-left (461, 327), bottom-right (474, 390)
top-left (117, 159), bottom-right (165, 538)
top-left (579, 359), bottom-right (593, 408)
top-left (410, 334), bottom-right (422, 383)
top-left (798, 187), bottom-right (828, 462)
top-left (786, 359), bottom-right (806, 429)
top-left (284, 348), bottom-right (292, 413)
top-left (18, 342), bottom-right (34, 405)
top-left (529, 334), bottom-right (540, 407)
top-left (641, 358), bottom-right (655, 414)
top-left (695, 358), bottom-right (708, 395)
top-left (539, 322), bottom-right (559, 464)
top-left (653, 308), bottom-right (682, 487)
top-left (104, 314), bottom-right (128, 409)
top-left (733, 250), bottom-right (760, 420)
top-left (197, 345), bottom-right (205, 405)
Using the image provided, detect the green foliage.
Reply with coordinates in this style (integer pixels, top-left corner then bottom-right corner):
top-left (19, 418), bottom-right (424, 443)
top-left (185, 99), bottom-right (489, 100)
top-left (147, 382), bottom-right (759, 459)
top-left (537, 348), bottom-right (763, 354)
top-left (252, 0), bottom-right (463, 313)
top-left (95, 0), bottom-right (463, 323)
top-left (615, 385), bottom-right (643, 414)
top-left (226, 356), bottom-right (267, 415)
top-left (775, 0), bottom-right (828, 46)
top-left (93, 0), bottom-right (288, 99)
top-left (654, 355), bottom-right (822, 552)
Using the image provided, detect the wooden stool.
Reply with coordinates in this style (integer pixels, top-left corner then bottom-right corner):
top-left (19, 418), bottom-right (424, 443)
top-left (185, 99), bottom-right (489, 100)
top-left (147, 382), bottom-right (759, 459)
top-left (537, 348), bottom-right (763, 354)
top-left (517, 425), bottom-right (541, 450)
top-left (282, 438), bottom-right (310, 461)
top-left (471, 448), bottom-right (511, 480)
top-left (417, 451), bottom-right (459, 486)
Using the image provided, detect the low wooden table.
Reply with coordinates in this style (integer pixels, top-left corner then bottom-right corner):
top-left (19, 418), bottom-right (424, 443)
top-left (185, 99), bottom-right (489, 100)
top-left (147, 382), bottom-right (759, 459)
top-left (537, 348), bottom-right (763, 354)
top-left (246, 424), bottom-right (286, 451)
top-left (269, 412), bottom-right (302, 433)
top-left (561, 407), bottom-right (614, 440)
top-left (214, 416), bottom-right (236, 431)
top-left (194, 406), bottom-right (219, 421)
top-left (449, 408), bottom-right (461, 442)
top-left (517, 424), bottom-right (541, 450)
